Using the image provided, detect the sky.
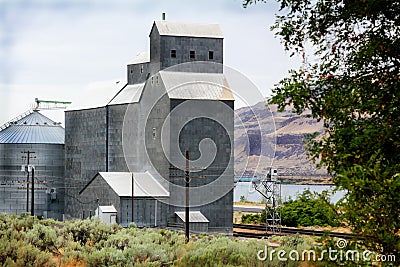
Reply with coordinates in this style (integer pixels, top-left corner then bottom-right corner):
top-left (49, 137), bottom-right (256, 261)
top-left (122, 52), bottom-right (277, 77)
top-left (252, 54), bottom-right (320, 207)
top-left (0, 0), bottom-right (301, 125)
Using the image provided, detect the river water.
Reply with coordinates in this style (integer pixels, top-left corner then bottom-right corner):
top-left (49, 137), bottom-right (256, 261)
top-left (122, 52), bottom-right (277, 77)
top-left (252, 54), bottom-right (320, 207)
top-left (234, 182), bottom-right (345, 204)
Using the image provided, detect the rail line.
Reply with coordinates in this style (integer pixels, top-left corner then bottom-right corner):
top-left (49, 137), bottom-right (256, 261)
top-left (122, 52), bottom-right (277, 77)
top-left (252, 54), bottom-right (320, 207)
top-left (233, 224), bottom-right (356, 240)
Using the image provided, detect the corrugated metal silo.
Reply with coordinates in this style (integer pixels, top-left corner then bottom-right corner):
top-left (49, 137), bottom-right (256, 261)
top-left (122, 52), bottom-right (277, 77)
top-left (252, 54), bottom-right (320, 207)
top-left (0, 111), bottom-right (65, 220)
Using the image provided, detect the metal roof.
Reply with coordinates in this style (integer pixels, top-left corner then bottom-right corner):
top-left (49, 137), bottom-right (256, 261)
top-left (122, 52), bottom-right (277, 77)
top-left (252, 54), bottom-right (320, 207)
top-left (0, 111), bottom-right (64, 144)
top-left (96, 171), bottom-right (169, 197)
top-left (108, 83), bottom-right (145, 105)
top-left (98, 205), bottom-right (117, 213)
top-left (160, 71), bottom-right (234, 100)
top-left (154, 21), bottom-right (223, 38)
top-left (175, 211), bottom-right (210, 223)
top-left (128, 52), bottom-right (150, 65)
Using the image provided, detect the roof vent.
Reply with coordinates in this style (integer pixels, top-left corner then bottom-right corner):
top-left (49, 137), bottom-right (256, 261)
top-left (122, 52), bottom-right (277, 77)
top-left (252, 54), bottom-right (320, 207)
top-left (162, 12), bottom-right (166, 21)
top-left (23, 122), bottom-right (27, 125)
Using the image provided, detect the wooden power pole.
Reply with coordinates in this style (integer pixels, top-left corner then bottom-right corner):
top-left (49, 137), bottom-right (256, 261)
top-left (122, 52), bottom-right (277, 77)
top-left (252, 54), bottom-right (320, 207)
top-left (21, 151), bottom-right (35, 214)
top-left (185, 150), bottom-right (190, 243)
top-left (170, 150), bottom-right (206, 243)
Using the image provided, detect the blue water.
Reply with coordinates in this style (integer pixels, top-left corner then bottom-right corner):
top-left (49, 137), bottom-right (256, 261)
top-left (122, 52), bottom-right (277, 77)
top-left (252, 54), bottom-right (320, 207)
top-left (234, 182), bottom-right (345, 204)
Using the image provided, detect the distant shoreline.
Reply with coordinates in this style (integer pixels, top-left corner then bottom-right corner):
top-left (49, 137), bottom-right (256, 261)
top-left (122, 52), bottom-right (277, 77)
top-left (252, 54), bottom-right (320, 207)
top-left (235, 176), bottom-right (334, 186)
top-left (280, 176), bottom-right (333, 185)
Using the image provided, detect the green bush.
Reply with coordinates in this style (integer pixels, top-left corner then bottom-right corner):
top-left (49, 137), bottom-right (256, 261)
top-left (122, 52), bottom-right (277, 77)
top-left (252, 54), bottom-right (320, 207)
top-left (62, 219), bottom-right (118, 246)
top-left (0, 238), bottom-right (54, 267)
top-left (0, 213), bottom-right (321, 267)
top-left (24, 223), bottom-right (60, 252)
top-left (280, 190), bottom-right (339, 227)
top-left (241, 189), bottom-right (340, 227)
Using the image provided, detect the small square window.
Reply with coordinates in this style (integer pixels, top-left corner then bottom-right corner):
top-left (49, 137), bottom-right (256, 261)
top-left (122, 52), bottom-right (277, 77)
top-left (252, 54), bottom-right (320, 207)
top-left (208, 51), bottom-right (214, 60)
top-left (171, 49), bottom-right (176, 58)
top-left (190, 50), bottom-right (195, 59)
top-left (152, 128), bottom-right (157, 140)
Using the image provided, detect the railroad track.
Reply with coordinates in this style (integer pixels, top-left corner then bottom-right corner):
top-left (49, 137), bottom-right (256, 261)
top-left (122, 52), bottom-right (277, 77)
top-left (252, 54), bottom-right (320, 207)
top-left (233, 224), bottom-right (356, 240)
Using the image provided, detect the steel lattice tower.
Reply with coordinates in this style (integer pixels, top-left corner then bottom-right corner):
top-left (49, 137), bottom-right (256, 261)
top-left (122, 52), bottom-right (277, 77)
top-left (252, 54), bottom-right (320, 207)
top-left (252, 168), bottom-right (281, 234)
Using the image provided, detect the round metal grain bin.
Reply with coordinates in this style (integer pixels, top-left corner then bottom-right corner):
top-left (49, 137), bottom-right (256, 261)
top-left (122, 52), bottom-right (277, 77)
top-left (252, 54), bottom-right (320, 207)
top-left (0, 111), bottom-right (65, 220)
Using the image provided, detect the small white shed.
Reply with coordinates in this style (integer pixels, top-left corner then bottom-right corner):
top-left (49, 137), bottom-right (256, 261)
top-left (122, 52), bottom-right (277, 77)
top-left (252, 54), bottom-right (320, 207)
top-left (95, 205), bottom-right (117, 226)
top-left (175, 211), bottom-right (209, 232)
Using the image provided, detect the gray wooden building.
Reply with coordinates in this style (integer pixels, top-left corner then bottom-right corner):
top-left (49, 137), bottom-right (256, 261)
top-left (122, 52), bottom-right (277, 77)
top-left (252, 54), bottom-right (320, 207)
top-left (79, 172), bottom-right (169, 227)
top-left (65, 20), bottom-right (234, 231)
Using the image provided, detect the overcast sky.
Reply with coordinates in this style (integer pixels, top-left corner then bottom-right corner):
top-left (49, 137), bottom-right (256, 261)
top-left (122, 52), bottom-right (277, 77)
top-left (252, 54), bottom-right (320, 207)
top-left (0, 0), bottom-right (300, 125)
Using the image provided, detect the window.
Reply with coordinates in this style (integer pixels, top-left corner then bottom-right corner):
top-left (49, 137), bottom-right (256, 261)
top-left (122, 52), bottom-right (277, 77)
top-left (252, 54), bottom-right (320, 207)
top-left (170, 49), bottom-right (176, 58)
top-left (152, 128), bottom-right (157, 140)
top-left (140, 64), bottom-right (143, 73)
top-left (130, 69), bottom-right (133, 74)
top-left (190, 50), bottom-right (196, 59)
top-left (208, 51), bottom-right (214, 60)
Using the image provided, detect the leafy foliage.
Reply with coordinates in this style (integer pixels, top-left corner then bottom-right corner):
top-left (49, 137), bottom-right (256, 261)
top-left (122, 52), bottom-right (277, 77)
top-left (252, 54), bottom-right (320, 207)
top-left (242, 190), bottom-right (339, 227)
top-left (280, 190), bottom-right (339, 227)
top-left (244, 0), bottom-right (400, 258)
top-left (0, 213), bottom-right (318, 267)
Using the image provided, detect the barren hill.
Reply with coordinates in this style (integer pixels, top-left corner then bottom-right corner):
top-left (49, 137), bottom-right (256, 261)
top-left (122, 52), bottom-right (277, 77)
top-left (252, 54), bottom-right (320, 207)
top-left (234, 102), bottom-right (328, 178)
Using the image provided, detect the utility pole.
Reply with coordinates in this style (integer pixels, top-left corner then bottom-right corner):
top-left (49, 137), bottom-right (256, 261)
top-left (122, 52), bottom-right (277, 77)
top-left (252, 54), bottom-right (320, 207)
top-left (169, 150), bottom-right (206, 243)
top-left (185, 150), bottom-right (190, 243)
top-left (131, 173), bottom-right (135, 223)
top-left (31, 166), bottom-right (35, 216)
top-left (21, 151), bottom-right (35, 214)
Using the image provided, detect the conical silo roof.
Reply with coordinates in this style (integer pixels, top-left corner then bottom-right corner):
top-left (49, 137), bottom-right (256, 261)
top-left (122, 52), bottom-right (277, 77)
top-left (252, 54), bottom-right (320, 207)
top-left (0, 111), bottom-right (64, 144)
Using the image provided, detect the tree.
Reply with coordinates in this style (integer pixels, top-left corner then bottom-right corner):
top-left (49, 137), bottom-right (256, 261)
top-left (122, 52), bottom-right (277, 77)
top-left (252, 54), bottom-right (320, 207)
top-left (279, 190), bottom-right (339, 227)
top-left (244, 0), bottom-right (400, 259)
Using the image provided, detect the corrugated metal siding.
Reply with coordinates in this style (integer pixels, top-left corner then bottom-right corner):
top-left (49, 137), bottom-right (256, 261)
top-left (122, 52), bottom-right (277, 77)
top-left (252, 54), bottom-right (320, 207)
top-left (0, 112), bottom-right (64, 144)
top-left (160, 71), bottom-right (234, 100)
top-left (155, 21), bottom-right (223, 38)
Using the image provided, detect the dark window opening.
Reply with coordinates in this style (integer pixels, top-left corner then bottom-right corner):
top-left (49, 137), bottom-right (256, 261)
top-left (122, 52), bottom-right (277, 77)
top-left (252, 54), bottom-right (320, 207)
top-left (140, 65), bottom-right (143, 73)
top-left (171, 49), bottom-right (176, 58)
top-left (190, 50), bottom-right (195, 59)
top-left (208, 51), bottom-right (214, 60)
top-left (152, 128), bottom-right (157, 140)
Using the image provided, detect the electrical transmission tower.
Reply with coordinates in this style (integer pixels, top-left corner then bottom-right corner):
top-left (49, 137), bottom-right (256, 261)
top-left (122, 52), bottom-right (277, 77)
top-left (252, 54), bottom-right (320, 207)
top-left (252, 168), bottom-right (281, 234)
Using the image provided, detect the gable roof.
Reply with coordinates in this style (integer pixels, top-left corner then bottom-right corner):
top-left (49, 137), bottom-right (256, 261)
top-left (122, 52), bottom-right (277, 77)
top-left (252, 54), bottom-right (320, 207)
top-left (153, 21), bottom-right (223, 38)
top-left (160, 71), bottom-right (234, 100)
top-left (175, 211), bottom-right (209, 223)
top-left (97, 205), bottom-right (118, 213)
top-left (108, 83), bottom-right (145, 105)
top-left (81, 171), bottom-right (169, 198)
top-left (128, 52), bottom-right (150, 65)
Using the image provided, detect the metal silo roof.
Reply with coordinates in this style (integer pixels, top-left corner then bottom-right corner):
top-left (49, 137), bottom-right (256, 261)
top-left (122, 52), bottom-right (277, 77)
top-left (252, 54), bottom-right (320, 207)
top-left (0, 111), bottom-right (64, 144)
